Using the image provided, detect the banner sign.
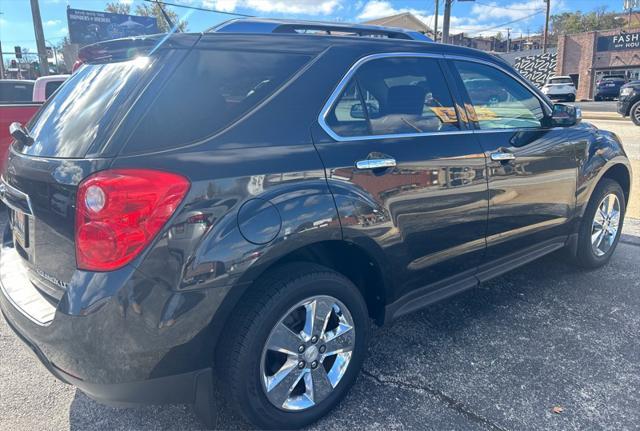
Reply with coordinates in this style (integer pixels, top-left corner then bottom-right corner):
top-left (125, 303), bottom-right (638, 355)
top-left (67, 8), bottom-right (159, 46)
top-left (596, 31), bottom-right (640, 51)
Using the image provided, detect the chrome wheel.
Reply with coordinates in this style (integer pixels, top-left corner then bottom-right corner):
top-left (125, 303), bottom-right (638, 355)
top-left (260, 295), bottom-right (355, 411)
top-left (591, 193), bottom-right (621, 257)
top-left (633, 105), bottom-right (640, 124)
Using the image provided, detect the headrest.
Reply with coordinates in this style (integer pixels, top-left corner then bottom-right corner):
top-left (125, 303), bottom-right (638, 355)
top-left (386, 85), bottom-right (426, 115)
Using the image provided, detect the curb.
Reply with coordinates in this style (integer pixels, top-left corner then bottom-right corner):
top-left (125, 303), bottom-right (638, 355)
top-left (621, 234), bottom-right (640, 246)
top-left (581, 112), bottom-right (626, 121)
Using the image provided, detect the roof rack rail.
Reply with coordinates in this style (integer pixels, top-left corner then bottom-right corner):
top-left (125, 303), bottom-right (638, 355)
top-left (208, 18), bottom-right (432, 42)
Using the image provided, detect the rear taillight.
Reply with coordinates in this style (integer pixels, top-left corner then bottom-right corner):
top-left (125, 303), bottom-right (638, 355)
top-left (75, 169), bottom-right (190, 271)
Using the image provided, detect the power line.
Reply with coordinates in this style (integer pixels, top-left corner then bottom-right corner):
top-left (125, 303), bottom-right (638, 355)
top-left (143, 0), bottom-right (255, 18)
top-left (472, 1), bottom-right (545, 12)
top-left (466, 9), bottom-right (545, 35)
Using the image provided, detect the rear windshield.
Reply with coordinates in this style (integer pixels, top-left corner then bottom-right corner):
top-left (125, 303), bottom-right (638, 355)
top-left (18, 57), bottom-right (153, 158)
top-left (122, 49), bottom-right (311, 154)
top-left (549, 78), bottom-right (573, 84)
top-left (0, 82), bottom-right (34, 103)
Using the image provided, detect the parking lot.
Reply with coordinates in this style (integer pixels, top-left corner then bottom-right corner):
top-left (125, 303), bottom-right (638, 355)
top-left (1, 211), bottom-right (640, 429)
top-left (0, 113), bottom-right (638, 431)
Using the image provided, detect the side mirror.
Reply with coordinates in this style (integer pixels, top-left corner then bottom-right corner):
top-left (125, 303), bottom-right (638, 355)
top-left (350, 103), bottom-right (366, 119)
top-left (551, 103), bottom-right (582, 127)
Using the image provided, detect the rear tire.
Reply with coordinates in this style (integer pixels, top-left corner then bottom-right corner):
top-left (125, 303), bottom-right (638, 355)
top-left (631, 101), bottom-right (640, 126)
top-left (567, 94), bottom-right (576, 102)
top-left (573, 179), bottom-right (625, 269)
top-left (217, 262), bottom-right (370, 429)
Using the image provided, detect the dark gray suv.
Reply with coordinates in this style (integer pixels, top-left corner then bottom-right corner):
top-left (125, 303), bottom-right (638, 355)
top-left (0, 19), bottom-right (632, 429)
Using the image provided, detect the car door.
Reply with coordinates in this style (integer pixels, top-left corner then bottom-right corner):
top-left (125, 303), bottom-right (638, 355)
top-left (312, 54), bottom-right (488, 303)
top-left (449, 59), bottom-right (579, 279)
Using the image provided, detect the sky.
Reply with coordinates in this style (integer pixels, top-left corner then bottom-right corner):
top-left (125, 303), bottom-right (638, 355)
top-left (0, 0), bottom-right (632, 54)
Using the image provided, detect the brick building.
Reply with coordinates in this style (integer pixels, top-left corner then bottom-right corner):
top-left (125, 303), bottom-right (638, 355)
top-left (556, 27), bottom-right (640, 100)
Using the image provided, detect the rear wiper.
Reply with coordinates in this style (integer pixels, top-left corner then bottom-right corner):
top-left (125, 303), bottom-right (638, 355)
top-left (10, 122), bottom-right (34, 146)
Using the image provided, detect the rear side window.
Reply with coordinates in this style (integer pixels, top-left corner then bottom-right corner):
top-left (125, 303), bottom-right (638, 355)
top-left (45, 81), bottom-right (63, 99)
top-left (326, 57), bottom-right (459, 139)
top-left (124, 49), bottom-right (311, 153)
top-left (0, 82), bottom-right (34, 103)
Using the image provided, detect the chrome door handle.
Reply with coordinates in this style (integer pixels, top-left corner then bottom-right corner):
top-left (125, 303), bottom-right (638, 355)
top-left (490, 152), bottom-right (516, 162)
top-left (355, 158), bottom-right (397, 170)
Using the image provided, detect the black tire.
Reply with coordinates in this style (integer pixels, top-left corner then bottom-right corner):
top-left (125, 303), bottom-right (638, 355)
top-left (216, 262), bottom-right (370, 429)
top-left (594, 95), bottom-right (602, 102)
top-left (631, 100), bottom-right (640, 126)
top-left (567, 94), bottom-right (576, 102)
top-left (574, 179), bottom-right (626, 268)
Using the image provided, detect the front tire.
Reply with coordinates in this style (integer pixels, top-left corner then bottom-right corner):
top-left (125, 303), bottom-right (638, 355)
top-left (574, 179), bottom-right (625, 268)
top-left (217, 263), bottom-right (370, 429)
top-left (631, 101), bottom-right (640, 126)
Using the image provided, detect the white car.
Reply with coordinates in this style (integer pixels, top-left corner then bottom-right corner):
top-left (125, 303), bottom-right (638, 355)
top-left (32, 74), bottom-right (69, 103)
top-left (541, 76), bottom-right (577, 102)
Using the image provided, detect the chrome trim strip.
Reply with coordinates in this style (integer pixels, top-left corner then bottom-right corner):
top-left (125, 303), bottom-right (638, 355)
top-left (0, 177), bottom-right (34, 215)
top-left (317, 52), bottom-right (554, 142)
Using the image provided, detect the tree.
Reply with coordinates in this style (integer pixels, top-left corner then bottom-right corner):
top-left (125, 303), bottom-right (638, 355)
top-left (105, 2), bottom-right (188, 32)
top-left (551, 7), bottom-right (625, 36)
top-left (105, 2), bottom-right (131, 15)
top-left (134, 3), bottom-right (188, 32)
top-left (494, 31), bottom-right (504, 41)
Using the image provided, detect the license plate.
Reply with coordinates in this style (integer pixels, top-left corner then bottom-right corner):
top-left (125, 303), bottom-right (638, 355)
top-left (606, 83), bottom-right (615, 87)
top-left (11, 209), bottom-right (29, 250)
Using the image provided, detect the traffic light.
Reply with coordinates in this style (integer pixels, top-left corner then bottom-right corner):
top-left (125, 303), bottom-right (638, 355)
top-left (32, 61), bottom-right (40, 73)
top-left (10, 60), bottom-right (17, 68)
top-left (14, 46), bottom-right (22, 59)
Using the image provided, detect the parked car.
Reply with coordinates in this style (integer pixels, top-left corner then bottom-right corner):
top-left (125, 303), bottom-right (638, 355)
top-left (0, 20), bottom-right (632, 430)
top-left (0, 75), bottom-right (69, 165)
top-left (541, 76), bottom-right (576, 101)
top-left (617, 80), bottom-right (640, 126)
top-left (595, 76), bottom-right (627, 101)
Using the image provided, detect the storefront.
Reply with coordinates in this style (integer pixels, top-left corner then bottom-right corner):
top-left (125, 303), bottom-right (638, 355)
top-left (556, 28), bottom-right (640, 100)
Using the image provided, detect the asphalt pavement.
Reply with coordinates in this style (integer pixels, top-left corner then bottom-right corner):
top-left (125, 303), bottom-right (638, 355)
top-left (1, 211), bottom-right (640, 430)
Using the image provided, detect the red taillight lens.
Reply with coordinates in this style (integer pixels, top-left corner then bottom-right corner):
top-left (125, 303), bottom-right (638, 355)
top-left (75, 169), bottom-right (190, 271)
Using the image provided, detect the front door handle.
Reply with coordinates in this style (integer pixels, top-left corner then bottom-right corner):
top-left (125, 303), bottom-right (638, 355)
top-left (490, 152), bottom-right (516, 162)
top-left (355, 158), bottom-right (397, 170)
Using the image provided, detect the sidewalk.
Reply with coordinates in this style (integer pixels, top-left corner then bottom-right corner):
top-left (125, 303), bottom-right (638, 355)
top-left (581, 111), bottom-right (626, 121)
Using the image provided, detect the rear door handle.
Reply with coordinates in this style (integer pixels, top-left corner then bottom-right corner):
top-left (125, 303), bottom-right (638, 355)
top-left (355, 158), bottom-right (397, 170)
top-left (490, 152), bottom-right (516, 162)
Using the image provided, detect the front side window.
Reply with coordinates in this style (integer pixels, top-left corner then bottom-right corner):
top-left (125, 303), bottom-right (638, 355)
top-left (454, 61), bottom-right (545, 130)
top-left (326, 57), bottom-right (459, 139)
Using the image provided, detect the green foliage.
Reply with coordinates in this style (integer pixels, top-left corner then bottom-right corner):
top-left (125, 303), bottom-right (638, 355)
top-left (551, 7), bottom-right (625, 36)
top-left (104, 2), bottom-right (188, 32)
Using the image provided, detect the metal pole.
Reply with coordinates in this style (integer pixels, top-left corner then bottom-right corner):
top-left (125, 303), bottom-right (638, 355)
top-left (506, 28), bottom-right (511, 53)
top-left (30, 0), bottom-right (49, 76)
top-left (442, 0), bottom-right (452, 44)
top-left (0, 41), bottom-right (4, 80)
top-left (434, 0), bottom-right (439, 42)
top-left (543, 0), bottom-right (551, 53)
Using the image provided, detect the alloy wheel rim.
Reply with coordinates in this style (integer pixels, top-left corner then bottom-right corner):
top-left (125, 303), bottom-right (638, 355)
top-left (260, 295), bottom-right (356, 411)
top-left (591, 193), bottom-right (621, 257)
top-left (634, 106), bottom-right (640, 123)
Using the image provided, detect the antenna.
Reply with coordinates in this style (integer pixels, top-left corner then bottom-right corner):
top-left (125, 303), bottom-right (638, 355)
top-left (153, 0), bottom-right (177, 32)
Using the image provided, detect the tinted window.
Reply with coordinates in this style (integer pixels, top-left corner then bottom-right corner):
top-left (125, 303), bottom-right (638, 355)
top-left (549, 78), bottom-right (573, 84)
top-left (327, 57), bottom-right (459, 138)
top-left (19, 58), bottom-right (153, 158)
top-left (45, 80), bottom-right (64, 99)
top-left (125, 49), bottom-right (311, 153)
top-left (455, 61), bottom-right (544, 130)
top-left (0, 82), bottom-right (34, 103)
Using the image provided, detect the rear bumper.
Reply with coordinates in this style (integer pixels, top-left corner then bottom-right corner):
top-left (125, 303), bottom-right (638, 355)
top-left (0, 224), bottom-right (226, 408)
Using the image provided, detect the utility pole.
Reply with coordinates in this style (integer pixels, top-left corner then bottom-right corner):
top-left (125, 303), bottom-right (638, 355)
top-left (543, 0), bottom-right (551, 53)
top-left (506, 28), bottom-right (511, 53)
top-left (442, 0), bottom-right (452, 44)
top-left (30, 0), bottom-right (49, 76)
top-left (0, 41), bottom-right (4, 80)
top-left (434, 0), bottom-right (439, 42)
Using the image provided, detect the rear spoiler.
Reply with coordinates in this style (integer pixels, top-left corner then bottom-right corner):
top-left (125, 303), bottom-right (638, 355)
top-left (78, 34), bottom-right (200, 64)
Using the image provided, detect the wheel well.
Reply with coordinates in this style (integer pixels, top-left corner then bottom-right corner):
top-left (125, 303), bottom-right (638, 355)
top-left (256, 241), bottom-right (387, 324)
top-left (601, 164), bottom-right (631, 206)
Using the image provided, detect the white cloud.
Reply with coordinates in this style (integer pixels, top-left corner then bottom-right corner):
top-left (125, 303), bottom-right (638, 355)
top-left (470, 1), bottom-right (543, 21)
top-left (202, 0), bottom-right (341, 15)
top-left (357, 1), bottom-right (424, 21)
top-left (44, 20), bottom-right (61, 27)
